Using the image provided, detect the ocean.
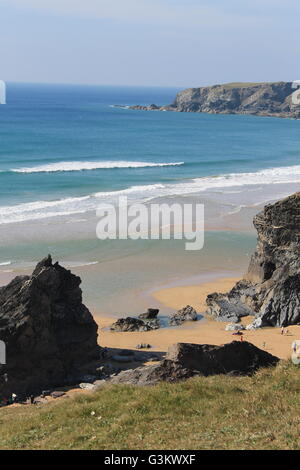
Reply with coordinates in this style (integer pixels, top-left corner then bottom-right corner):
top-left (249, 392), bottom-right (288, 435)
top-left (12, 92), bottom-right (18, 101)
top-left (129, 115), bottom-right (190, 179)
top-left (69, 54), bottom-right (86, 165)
top-left (0, 83), bottom-right (299, 315)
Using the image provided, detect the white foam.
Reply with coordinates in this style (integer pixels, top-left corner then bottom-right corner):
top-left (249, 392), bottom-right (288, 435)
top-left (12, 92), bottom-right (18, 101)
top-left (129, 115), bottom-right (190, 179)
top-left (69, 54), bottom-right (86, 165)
top-left (0, 261), bottom-right (11, 266)
top-left (12, 160), bottom-right (185, 173)
top-left (61, 261), bottom-right (99, 268)
top-left (93, 183), bottom-right (166, 198)
top-left (1, 164), bottom-right (300, 225)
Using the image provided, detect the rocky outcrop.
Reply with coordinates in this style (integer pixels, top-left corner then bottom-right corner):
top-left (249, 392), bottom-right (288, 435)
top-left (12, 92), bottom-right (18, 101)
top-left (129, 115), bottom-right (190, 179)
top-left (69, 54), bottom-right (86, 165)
top-left (127, 82), bottom-right (300, 119)
top-left (169, 305), bottom-right (198, 326)
top-left (109, 360), bottom-right (195, 385)
top-left (206, 193), bottom-right (300, 327)
top-left (110, 317), bottom-right (160, 332)
top-left (206, 282), bottom-right (256, 323)
top-left (165, 341), bottom-right (278, 375)
top-left (0, 255), bottom-right (100, 398)
top-left (127, 104), bottom-right (160, 111)
top-left (110, 341), bottom-right (279, 385)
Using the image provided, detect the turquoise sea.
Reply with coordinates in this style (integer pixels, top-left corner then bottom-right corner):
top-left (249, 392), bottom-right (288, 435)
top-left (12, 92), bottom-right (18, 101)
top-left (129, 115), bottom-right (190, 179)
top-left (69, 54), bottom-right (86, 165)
top-left (0, 83), bottom-right (299, 314)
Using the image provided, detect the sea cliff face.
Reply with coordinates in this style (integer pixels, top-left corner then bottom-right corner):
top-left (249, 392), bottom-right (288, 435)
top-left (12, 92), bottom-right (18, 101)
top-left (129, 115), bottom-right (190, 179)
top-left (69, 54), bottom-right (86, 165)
top-left (128, 82), bottom-right (300, 119)
top-left (206, 193), bottom-right (300, 327)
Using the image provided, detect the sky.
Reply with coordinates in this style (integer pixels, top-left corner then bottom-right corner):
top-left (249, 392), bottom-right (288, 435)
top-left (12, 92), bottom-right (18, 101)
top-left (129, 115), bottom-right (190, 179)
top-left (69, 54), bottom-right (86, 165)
top-left (0, 0), bottom-right (299, 87)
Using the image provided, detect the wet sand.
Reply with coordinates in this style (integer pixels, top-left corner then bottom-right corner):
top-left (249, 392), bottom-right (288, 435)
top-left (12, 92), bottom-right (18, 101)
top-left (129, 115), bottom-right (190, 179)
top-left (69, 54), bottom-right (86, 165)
top-left (97, 277), bottom-right (300, 360)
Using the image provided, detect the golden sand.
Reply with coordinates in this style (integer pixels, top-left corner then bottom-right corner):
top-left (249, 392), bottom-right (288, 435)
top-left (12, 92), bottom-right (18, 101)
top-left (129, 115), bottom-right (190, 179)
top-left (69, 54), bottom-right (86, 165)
top-left (97, 277), bottom-right (300, 360)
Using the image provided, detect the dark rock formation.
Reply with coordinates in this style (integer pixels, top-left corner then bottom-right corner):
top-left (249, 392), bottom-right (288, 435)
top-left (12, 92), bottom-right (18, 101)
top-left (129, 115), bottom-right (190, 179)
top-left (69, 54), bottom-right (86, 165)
top-left (126, 104), bottom-right (160, 111)
top-left (165, 341), bottom-right (278, 376)
top-left (206, 284), bottom-right (255, 323)
top-left (110, 341), bottom-right (279, 385)
top-left (139, 308), bottom-right (159, 320)
top-left (169, 305), bottom-right (198, 326)
top-left (0, 255), bottom-right (100, 398)
top-left (110, 317), bottom-right (160, 332)
top-left (206, 193), bottom-right (300, 327)
top-left (127, 82), bottom-right (300, 119)
top-left (109, 360), bottom-right (196, 386)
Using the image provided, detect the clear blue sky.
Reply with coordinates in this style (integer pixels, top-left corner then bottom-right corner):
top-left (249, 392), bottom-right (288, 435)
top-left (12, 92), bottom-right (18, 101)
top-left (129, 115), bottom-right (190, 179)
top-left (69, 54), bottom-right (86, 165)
top-left (0, 0), bottom-right (299, 87)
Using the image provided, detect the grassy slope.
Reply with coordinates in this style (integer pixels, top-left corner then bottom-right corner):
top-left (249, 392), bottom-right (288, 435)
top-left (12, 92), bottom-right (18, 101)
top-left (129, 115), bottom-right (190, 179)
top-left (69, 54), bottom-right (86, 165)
top-left (0, 361), bottom-right (299, 450)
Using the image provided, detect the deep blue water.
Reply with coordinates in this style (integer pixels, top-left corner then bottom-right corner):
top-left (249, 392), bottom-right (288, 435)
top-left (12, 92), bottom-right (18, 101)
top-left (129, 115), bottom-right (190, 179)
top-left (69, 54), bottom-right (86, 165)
top-left (0, 82), bottom-right (300, 223)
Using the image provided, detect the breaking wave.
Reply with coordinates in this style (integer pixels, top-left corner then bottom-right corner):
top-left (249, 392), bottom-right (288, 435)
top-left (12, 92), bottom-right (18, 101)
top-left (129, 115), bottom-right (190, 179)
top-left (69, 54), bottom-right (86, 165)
top-left (1, 164), bottom-right (300, 224)
top-left (12, 160), bottom-right (185, 173)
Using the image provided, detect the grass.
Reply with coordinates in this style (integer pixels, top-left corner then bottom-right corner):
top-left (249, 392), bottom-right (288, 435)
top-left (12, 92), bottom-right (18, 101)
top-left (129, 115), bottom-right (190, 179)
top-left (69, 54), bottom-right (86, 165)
top-left (0, 361), bottom-right (300, 450)
top-left (221, 82), bottom-right (270, 88)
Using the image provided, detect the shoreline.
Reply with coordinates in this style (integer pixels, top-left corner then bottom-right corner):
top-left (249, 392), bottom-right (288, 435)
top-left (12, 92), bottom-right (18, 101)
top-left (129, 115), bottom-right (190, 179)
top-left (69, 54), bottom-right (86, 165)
top-left (97, 276), bottom-right (300, 360)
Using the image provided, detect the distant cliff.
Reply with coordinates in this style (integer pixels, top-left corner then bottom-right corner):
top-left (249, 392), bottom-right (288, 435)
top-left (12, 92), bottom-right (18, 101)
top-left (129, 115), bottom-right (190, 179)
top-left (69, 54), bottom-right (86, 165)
top-left (126, 82), bottom-right (300, 119)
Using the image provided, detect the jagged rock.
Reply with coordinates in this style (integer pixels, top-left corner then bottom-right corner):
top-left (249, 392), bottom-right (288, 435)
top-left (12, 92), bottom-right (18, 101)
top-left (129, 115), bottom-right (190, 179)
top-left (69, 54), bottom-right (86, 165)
top-left (121, 104), bottom-right (160, 112)
top-left (169, 305), bottom-right (198, 326)
top-left (138, 308), bottom-right (159, 320)
top-left (166, 341), bottom-right (279, 376)
top-left (110, 317), bottom-right (160, 332)
top-left (225, 323), bottom-right (245, 332)
top-left (128, 82), bottom-right (300, 119)
top-left (109, 361), bottom-right (196, 386)
top-left (206, 193), bottom-right (300, 327)
top-left (0, 255), bottom-right (100, 398)
top-left (206, 284), bottom-right (255, 322)
top-left (110, 341), bottom-right (279, 385)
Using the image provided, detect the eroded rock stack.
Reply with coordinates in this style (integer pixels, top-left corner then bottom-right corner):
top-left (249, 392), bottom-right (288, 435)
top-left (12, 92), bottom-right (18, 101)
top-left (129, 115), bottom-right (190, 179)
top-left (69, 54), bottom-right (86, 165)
top-left (206, 193), bottom-right (300, 327)
top-left (0, 255), bottom-right (100, 397)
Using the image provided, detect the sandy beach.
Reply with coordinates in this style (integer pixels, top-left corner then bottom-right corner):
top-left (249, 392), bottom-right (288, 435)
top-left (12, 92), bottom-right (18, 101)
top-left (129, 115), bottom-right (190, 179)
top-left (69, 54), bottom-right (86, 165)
top-left (98, 276), bottom-right (300, 360)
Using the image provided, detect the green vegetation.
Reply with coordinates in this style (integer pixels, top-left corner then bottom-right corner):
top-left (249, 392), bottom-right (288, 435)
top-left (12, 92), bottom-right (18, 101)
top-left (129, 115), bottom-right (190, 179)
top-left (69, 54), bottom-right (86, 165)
top-left (222, 82), bottom-right (270, 89)
top-left (0, 361), bottom-right (299, 450)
